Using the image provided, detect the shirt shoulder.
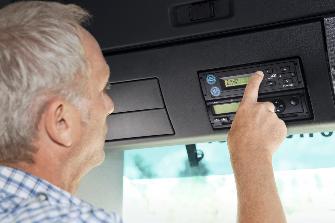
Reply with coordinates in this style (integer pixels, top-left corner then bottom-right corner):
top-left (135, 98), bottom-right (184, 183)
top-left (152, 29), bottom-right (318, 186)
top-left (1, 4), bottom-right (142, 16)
top-left (0, 195), bottom-right (123, 223)
top-left (0, 166), bottom-right (123, 223)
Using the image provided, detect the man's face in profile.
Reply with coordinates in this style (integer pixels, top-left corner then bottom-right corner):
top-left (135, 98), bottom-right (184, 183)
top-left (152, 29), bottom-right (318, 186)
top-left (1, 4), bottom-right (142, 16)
top-left (74, 28), bottom-right (114, 170)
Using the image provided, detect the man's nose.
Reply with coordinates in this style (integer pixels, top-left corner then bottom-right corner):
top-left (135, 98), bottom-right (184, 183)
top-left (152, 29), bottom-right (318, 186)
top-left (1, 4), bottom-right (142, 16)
top-left (106, 96), bottom-right (114, 115)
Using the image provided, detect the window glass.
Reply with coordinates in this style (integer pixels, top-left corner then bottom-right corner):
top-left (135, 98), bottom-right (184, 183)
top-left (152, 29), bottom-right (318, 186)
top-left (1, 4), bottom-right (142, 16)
top-left (123, 132), bottom-right (335, 223)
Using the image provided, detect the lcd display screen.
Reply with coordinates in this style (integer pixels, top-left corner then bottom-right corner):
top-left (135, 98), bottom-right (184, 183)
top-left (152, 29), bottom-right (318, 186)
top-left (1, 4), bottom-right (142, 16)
top-left (223, 76), bottom-right (250, 88)
top-left (212, 102), bottom-right (240, 115)
top-left (224, 77), bottom-right (250, 87)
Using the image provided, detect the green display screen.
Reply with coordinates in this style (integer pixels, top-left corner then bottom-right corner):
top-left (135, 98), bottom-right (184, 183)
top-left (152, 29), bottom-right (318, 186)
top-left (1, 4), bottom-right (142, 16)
top-left (224, 76), bottom-right (250, 88)
top-left (213, 102), bottom-right (240, 115)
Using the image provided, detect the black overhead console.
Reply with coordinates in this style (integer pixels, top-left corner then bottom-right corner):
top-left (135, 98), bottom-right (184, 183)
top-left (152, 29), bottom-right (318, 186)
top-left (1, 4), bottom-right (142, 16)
top-left (67, 0), bottom-right (335, 52)
top-left (57, 1), bottom-right (335, 148)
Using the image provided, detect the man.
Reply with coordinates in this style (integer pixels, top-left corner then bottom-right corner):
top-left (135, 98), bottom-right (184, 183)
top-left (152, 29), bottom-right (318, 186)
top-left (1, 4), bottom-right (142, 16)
top-left (0, 1), bottom-right (119, 222)
top-left (0, 1), bottom-right (287, 223)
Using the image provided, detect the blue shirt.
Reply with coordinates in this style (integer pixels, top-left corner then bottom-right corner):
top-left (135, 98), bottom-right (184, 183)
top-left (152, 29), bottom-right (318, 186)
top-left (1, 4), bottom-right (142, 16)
top-left (0, 166), bottom-right (123, 223)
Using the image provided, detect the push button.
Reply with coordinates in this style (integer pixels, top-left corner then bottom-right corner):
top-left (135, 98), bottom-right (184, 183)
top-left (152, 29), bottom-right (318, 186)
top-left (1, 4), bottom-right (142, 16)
top-left (290, 97), bottom-right (299, 106)
top-left (206, 74), bottom-right (216, 85)
top-left (276, 104), bottom-right (286, 113)
top-left (213, 118), bottom-right (221, 124)
top-left (273, 99), bottom-right (286, 113)
top-left (266, 80), bottom-right (276, 87)
top-left (210, 87), bottom-right (221, 97)
top-left (221, 117), bottom-right (231, 124)
top-left (283, 79), bottom-right (293, 84)
top-left (280, 66), bottom-right (290, 72)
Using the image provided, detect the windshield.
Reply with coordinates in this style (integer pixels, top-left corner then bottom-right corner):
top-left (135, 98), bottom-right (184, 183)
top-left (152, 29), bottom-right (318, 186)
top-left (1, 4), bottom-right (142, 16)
top-left (77, 131), bottom-right (335, 223)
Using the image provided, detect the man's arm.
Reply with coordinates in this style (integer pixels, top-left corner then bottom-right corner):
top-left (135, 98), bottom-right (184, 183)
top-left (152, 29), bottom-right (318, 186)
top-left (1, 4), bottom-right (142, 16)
top-left (227, 71), bottom-right (287, 223)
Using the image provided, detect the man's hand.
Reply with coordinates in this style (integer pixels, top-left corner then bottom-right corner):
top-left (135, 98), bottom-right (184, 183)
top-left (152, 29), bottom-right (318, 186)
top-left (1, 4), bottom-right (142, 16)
top-left (228, 71), bottom-right (287, 160)
top-left (227, 71), bottom-right (287, 223)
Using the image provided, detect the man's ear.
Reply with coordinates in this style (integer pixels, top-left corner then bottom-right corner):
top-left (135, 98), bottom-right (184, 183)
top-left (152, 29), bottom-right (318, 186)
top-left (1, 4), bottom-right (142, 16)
top-left (43, 98), bottom-right (81, 148)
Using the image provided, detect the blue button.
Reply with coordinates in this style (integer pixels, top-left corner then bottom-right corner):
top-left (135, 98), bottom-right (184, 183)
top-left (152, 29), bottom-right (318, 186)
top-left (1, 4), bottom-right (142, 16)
top-left (206, 74), bottom-right (217, 85)
top-left (210, 87), bottom-right (221, 97)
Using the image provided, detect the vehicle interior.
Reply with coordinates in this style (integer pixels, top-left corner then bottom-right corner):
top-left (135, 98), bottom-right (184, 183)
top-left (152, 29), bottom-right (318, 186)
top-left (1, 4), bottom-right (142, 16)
top-left (2, 0), bottom-right (335, 222)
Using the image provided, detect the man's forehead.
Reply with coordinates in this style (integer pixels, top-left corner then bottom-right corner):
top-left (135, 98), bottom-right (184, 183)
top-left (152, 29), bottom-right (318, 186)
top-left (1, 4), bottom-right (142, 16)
top-left (79, 27), bottom-right (109, 80)
top-left (79, 28), bottom-right (103, 61)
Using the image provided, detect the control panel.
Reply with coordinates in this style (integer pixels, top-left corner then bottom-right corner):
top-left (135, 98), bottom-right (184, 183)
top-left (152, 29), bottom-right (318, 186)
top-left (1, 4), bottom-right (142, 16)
top-left (198, 58), bottom-right (313, 129)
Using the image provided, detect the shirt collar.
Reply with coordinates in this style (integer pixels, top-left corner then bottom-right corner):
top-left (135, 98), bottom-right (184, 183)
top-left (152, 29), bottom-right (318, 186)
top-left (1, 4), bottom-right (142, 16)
top-left (0, 165), bottom-right (84, 206)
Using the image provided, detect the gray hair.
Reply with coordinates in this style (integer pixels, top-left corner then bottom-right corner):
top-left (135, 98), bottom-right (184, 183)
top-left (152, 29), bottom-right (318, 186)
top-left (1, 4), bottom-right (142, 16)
top-left (0, 1), bottom-right (91, 163)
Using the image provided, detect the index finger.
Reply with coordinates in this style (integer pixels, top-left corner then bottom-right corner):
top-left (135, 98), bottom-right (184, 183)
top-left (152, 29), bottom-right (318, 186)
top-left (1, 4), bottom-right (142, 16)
top-left (241, 71), bottom-right (264, 104)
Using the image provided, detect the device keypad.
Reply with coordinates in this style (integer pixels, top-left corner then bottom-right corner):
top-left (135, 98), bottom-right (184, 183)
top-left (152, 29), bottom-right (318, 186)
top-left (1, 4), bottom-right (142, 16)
top-left (262, 63), bottom-right (300, 91)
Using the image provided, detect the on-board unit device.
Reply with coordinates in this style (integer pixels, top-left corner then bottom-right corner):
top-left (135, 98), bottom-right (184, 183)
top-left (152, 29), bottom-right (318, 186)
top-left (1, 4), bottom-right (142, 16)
top-left (198, 58), bottom-right (313, 129)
